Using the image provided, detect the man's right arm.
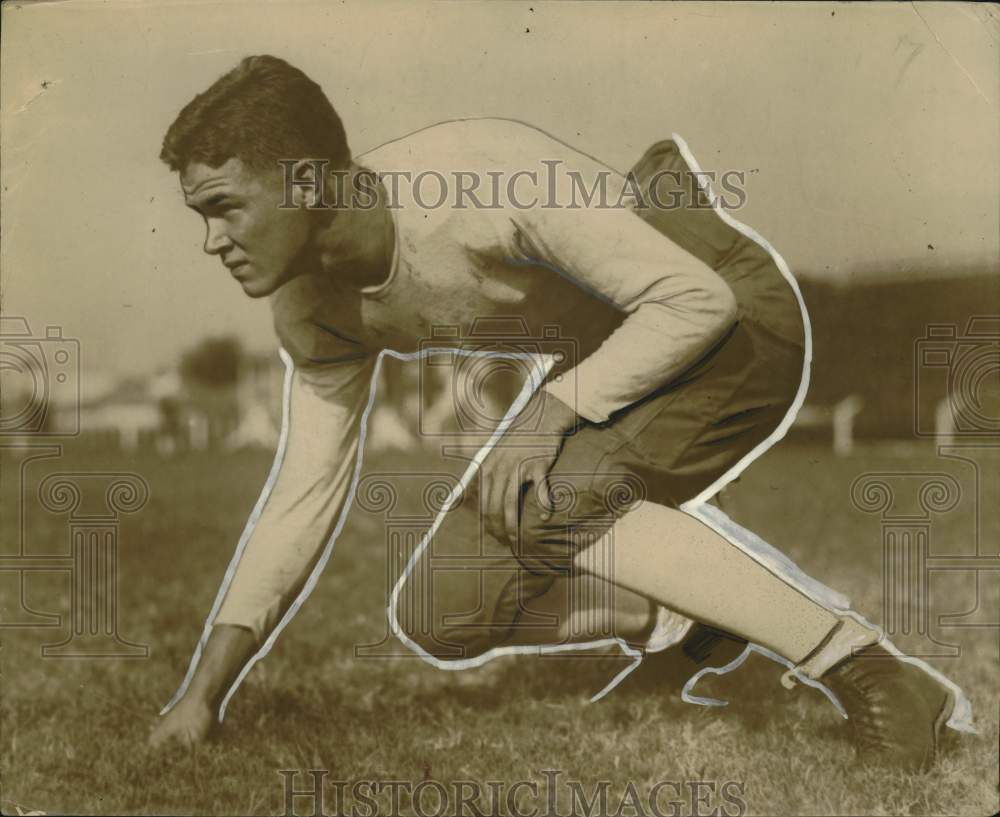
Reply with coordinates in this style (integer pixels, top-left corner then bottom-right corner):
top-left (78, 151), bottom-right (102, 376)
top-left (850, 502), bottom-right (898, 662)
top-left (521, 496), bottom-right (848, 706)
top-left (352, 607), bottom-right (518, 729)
top-left (149, 350), bottom-right (376, 747)
top-left (211, 352), bottom-right (375, 642)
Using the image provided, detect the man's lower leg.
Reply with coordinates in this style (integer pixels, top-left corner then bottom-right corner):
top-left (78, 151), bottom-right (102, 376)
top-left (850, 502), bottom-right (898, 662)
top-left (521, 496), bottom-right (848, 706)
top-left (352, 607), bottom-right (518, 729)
top-left (572, 500), bottom-right (956, 771)
top-left (574, 500), bottom-right (852, 664)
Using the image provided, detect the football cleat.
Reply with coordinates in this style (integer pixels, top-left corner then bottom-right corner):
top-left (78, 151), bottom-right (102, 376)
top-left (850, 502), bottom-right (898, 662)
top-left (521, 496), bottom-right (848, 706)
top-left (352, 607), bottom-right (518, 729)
top-left (820, 645), bottom-right (956, 773)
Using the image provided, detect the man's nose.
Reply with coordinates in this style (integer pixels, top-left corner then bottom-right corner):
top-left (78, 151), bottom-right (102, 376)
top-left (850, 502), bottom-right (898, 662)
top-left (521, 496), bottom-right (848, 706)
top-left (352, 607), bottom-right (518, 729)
top-left (203, 219), bottom-right (233, 256)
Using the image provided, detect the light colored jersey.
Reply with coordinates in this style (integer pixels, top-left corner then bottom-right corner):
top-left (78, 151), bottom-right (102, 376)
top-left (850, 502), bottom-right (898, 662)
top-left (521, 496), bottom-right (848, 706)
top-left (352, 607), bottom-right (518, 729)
top-left (214, 118), bottom-right (738, 643)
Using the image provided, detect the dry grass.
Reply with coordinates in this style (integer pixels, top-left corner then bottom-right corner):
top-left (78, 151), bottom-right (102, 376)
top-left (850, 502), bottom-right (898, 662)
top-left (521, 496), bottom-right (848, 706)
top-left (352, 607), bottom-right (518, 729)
top-left (2, 442), bottom-right (997, 815)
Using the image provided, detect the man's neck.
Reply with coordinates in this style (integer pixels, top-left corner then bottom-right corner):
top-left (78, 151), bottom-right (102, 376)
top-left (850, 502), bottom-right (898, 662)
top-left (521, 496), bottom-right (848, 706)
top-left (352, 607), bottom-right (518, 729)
top-left (315, 162), bottom-right (394, 291)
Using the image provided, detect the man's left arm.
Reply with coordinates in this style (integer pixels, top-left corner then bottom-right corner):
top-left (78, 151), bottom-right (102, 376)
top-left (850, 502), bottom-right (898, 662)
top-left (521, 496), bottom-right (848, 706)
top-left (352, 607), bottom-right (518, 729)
top-left (481, 168), bottom-right (738, 543)
top-left (510, 196), bottom-right (738, 425)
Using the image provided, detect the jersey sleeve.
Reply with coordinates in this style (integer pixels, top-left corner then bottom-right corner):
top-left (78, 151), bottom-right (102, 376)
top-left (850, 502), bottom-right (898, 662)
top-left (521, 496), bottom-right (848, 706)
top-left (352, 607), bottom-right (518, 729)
top-left (509, 161), bottom-right (738, 424)
top-left (212, 349), bottom-right (376, 647)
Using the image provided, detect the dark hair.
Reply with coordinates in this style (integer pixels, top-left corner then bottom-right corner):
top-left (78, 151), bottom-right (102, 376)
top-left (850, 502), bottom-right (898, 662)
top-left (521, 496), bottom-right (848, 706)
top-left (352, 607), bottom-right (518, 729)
top-left (160, 55), bottom-right (350, 173)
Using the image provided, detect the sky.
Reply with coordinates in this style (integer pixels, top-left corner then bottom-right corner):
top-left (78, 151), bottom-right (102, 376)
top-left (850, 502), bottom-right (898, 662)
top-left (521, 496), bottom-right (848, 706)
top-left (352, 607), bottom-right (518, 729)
top-left (1, 0), bottom-right (997, 378)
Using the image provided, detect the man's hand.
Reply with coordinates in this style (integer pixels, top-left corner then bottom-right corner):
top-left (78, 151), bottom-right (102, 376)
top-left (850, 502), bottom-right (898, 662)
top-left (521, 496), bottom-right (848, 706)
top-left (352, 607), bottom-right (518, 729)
top-left (480, 389), bottom-right (579, 545)
top-left (147, 695), bottom-right (216, 750)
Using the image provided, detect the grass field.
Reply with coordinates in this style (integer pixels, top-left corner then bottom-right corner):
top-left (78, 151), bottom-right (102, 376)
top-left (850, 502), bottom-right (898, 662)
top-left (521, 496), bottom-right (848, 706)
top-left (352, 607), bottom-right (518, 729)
top-left (2, 440), bottom-right (997, 816)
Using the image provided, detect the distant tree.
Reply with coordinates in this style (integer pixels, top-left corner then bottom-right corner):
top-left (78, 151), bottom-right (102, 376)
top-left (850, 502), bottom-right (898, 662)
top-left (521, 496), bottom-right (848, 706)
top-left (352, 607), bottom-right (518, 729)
top-left (179, 336), bottom-right (242, 388)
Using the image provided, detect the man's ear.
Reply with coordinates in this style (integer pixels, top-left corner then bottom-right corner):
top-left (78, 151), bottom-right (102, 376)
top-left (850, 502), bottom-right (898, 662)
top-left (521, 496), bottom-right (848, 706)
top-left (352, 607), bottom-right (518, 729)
top-left (284, 159), bottom-right (332, 209)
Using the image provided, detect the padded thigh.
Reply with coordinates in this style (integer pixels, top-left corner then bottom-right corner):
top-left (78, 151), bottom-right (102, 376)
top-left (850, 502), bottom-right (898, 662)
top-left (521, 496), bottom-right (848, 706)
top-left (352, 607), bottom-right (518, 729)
top-left (629, 139), bottom-right (806, 348)
top-left (630, 140), bottom-right (745, 271)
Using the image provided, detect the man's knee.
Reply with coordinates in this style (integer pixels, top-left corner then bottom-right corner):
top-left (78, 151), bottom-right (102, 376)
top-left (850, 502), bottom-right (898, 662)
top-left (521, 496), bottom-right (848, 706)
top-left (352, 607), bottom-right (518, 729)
top-left (392, 580), bottom-right (506, 663)
top-left (397, 619), bottom-right (495, 662)
top-left (514, 472), bottom-right (639, 573)
top-left (394, 569), bottom-right (565, 660)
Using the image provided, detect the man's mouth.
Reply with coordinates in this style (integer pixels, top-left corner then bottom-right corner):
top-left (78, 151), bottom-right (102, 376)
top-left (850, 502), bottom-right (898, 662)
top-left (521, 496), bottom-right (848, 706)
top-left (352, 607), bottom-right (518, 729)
top-left (225, 260), bottom-right (249, 273)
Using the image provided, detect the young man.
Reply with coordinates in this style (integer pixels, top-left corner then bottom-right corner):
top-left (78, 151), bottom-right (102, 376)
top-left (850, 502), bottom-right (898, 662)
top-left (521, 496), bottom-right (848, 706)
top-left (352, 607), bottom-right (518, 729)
top-left (148, 55), bottom-right (970, 771)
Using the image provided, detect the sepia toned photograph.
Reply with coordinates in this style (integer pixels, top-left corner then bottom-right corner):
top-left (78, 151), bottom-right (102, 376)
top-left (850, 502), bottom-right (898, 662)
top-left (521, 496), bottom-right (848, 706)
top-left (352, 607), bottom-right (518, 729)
top-left (1, 1), bottom-right (997, 815)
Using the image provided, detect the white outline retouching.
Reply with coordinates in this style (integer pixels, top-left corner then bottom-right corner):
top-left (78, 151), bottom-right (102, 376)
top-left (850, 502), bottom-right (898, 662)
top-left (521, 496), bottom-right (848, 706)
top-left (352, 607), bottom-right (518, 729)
top-left (162, 134), bottom-right (974, 735)
top-left (669, 133), bottom-right (972, 733)
top-left (161, 345), bottom-right (644, 722)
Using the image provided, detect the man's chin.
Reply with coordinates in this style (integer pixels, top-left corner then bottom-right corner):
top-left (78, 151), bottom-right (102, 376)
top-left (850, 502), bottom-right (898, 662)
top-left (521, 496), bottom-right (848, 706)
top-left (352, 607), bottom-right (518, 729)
top-left (237, 277), bottom-right (277, 299)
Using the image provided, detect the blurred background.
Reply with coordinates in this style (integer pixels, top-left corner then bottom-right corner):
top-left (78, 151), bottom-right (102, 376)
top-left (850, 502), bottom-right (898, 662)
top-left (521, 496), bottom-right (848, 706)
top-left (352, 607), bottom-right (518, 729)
top-left (1, 0), bottom-right (997, 461)
top-left (0, 0), bottom-right (1000, 456)
top-left (3, 270), bottom-right (998, 459)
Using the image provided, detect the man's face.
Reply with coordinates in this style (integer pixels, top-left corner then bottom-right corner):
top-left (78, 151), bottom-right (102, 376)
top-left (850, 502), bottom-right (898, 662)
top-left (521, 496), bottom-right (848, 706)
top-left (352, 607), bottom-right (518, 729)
top-left (181, 157), bottom-right (312, 298)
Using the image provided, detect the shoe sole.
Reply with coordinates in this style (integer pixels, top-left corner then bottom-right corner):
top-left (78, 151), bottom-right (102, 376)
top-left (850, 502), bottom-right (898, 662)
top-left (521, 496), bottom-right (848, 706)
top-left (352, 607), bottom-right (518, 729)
top-left (909, 666), bottom-right (958, 770)
top-left (931, 685), bottom-right (958, 758)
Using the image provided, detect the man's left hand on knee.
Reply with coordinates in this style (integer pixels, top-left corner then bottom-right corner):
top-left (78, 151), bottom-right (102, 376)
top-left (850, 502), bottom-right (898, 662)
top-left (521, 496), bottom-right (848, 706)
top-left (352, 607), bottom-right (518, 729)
top-left (479, 389), bottom-right (579, 544)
